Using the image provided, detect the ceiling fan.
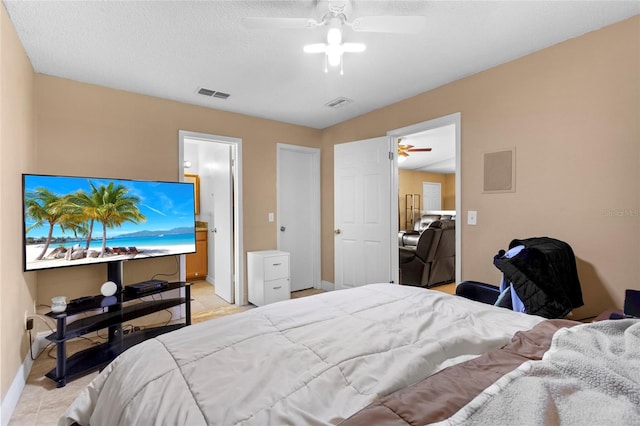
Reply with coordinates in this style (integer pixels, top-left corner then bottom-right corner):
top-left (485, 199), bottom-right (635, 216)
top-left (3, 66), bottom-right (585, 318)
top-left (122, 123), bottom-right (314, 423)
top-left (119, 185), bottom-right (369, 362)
top-left (242, 1), bottom-right (427, 74)
top-left (398, 140), bottom-right (432, 162)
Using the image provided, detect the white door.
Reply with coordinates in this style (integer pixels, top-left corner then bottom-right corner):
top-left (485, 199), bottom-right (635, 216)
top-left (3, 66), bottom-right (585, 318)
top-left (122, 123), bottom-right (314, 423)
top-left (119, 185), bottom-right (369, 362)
top-left (277, 144), bottom-right (320, 292)
top-left (422, 182), bottom-right (442, 211)
top-left (334, 137), bottom-right (392, 289)
top-left (207, 143), bottom-right (234, 303)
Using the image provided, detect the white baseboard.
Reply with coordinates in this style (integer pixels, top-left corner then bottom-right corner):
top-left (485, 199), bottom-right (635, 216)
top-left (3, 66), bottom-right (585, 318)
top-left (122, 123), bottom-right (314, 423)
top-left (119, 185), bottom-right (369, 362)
top-left (320, 280), bottom-right (335, 292)
top-left (1, 333), bottom-right (47, 426)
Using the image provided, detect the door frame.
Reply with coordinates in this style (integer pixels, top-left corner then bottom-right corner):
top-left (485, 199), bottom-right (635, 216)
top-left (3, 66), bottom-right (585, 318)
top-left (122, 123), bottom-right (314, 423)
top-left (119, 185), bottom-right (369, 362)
top-left (179, 130), bottom-right (245, 306)
top-left (388, 112), bottom-right (462, 285)
top-left (276, 143), bottom-right (321, 290)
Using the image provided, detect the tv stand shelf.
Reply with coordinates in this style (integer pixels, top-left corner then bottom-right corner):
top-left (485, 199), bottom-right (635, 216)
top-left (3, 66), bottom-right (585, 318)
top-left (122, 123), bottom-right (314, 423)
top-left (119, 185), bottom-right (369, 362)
top-left (45, 281), bottom-right (191, 387)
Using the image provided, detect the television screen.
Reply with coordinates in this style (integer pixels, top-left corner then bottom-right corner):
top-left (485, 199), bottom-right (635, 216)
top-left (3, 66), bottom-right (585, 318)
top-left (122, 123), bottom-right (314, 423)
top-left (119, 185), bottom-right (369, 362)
top-left (23, 174), bottom-right (196, 272)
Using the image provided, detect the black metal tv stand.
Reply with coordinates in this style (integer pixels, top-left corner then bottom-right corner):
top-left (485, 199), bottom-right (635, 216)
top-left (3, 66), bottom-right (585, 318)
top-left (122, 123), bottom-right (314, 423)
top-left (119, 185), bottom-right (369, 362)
top-left (44, 281), bottom-right (191, 387)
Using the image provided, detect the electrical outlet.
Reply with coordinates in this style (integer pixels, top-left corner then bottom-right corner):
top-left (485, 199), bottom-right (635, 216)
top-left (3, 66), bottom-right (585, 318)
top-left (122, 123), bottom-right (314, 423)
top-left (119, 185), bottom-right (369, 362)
top-left (26, 317), bottom-right (34, 331)
top-left (24, 311), bottom-right (30, 330)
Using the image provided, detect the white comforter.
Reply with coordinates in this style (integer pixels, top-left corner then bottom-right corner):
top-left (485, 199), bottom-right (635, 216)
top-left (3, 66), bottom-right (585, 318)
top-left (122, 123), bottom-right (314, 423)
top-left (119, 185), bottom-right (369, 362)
top-left (60, 284), bottom-right (542, 426)
top-left (439, 319), bottom-right (640, 426)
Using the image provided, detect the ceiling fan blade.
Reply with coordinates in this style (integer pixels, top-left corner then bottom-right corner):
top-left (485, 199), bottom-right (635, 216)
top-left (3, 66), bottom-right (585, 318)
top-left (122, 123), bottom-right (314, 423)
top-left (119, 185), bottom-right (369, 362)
top-left (342, 43), bottom-right (366, 53)
top-left (408, 148), bottom-right (432, 152)
top-left (349, 16), bottom-right (427, 34)
top-left (242, 17), bottom-right (321, 30)
top-left (303, 43), bottom-right (327, 54)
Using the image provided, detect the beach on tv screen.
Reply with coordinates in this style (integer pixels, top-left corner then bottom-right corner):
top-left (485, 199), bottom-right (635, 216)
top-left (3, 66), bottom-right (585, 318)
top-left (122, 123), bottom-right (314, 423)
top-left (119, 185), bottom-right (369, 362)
top-left (23, 175), bottom-right (196, 271)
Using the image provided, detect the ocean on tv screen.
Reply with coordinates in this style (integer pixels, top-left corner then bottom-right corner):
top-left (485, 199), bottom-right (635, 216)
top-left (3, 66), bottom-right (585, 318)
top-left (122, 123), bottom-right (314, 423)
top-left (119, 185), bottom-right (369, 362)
top-left (23, 174), bottom-right (196, 271)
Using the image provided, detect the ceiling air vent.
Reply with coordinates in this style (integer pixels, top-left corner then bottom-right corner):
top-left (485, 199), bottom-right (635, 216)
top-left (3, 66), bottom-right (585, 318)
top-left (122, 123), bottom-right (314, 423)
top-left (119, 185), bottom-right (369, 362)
top-left (196, 87), bottom-right (230, 100)
top-left (213, 91), bottom-right (230, 99)
top-left (325, 97), bottom-right (353, 109)
top-left (197, 87), bottom-right (215, 96)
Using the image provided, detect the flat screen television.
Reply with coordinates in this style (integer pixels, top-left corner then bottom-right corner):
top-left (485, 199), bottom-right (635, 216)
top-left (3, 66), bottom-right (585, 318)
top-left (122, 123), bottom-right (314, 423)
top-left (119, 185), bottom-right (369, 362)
top-left (22, 174), bottom-right (197, 277)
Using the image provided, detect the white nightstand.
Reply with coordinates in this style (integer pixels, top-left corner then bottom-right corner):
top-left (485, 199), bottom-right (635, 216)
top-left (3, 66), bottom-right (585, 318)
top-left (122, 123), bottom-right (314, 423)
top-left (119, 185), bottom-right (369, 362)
top-left (247, 250), bottom-right (290, 306)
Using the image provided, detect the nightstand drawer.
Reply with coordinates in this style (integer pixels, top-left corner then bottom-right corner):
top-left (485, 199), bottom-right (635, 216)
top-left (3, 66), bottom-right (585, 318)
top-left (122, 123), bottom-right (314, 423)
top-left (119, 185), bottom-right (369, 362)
top-left (264, 255), bottom-right (289, 281)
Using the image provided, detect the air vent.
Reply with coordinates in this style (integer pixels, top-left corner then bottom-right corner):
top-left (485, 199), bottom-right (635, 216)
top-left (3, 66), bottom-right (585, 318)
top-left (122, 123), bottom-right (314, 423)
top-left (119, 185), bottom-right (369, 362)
top-left (196, 87), bottom-right (230, 100)
top-left (325, 97), bottom-right (353, 109)
top-left (197, 87), bottom-right (215, 96)
top-left (213, 91), bottom-right (230, 99)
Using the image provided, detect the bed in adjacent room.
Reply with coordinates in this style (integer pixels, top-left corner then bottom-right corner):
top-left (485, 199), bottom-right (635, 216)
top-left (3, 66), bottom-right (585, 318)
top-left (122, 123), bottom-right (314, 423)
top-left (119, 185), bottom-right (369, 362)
top-left (58, 283), bottom-right (640, 426)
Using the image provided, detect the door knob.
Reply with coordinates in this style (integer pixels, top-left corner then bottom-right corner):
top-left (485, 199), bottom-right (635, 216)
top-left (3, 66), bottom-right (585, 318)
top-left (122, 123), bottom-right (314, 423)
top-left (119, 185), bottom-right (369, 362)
top-left (334, 229), bottom-right (341, 235)
top-left (280, 226), bottom-right (286, 232)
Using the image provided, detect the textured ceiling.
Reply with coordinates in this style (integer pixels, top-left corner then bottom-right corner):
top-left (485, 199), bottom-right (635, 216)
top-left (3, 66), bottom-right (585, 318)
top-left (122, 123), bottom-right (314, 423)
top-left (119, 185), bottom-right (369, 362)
top-left (4, 0), bottom-right (639, 131)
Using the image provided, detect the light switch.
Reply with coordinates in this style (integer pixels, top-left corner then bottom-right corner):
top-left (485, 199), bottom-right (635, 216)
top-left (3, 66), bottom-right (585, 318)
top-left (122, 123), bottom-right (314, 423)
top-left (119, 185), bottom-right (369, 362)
top-left (268, 212), bottom-right (274, 222)
top-left (467, 210), bottom-right (477, 225)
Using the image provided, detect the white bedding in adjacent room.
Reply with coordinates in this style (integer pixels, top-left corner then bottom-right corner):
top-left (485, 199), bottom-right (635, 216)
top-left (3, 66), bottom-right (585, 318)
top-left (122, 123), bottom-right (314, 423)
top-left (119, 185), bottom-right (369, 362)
top-left (60, 283), bottom-right (543, 426)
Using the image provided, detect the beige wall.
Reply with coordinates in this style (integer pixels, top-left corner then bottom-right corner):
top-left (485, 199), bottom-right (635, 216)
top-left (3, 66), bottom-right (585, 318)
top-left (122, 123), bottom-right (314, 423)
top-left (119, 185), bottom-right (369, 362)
top-left (398, 169), bottom-right (455, 230)
top-left (322, 16), bottom-right (639, 320)
top-left (33, 74), bottom-right (322, 305)
top-left (443, 173), bottom-right (455, 210)
top-left (1, 5), bottom-right (36, 400)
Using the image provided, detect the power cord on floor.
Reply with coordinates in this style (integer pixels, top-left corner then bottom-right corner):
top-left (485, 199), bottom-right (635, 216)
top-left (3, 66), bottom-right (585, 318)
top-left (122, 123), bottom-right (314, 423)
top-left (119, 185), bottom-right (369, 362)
top-left (26, 314), bottom-right (57, 361)
top-left (29, 334), bottom-right (53, 361)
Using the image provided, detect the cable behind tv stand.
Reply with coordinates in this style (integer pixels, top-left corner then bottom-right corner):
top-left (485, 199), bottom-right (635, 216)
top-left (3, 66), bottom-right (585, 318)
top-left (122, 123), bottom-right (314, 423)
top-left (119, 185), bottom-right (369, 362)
top-left (45, 281), bottom-right (191, 387)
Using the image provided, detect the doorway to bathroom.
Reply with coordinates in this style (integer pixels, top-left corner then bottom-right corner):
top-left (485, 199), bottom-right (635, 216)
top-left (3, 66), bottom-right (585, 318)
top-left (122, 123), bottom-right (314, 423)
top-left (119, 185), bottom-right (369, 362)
top-left (179, 130), bottom-right (244, 305)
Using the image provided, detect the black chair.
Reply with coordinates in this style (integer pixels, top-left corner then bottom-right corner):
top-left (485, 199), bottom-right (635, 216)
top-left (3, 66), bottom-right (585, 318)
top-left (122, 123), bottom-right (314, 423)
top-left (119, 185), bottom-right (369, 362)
top-left (399, 220), bottom-right (456, 288)
top-left (456, 281), bottom-right (500, 305)
top-left (399, 228), bottom-right (440, 287)
top-left (455, 237), bottom-right (583, 319)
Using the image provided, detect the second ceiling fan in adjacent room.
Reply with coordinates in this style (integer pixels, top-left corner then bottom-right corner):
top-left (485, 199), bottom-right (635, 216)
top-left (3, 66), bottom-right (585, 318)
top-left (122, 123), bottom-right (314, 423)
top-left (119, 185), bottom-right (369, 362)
top-left (398, 139), bottom-right (431, 162)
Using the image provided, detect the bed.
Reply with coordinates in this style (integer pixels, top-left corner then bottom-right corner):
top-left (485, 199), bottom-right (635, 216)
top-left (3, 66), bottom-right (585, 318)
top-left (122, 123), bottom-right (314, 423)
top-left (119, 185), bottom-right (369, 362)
top-left (58, 284), bottom-right (639, 425)
top-left (343, 318), bottom-right (640, 425)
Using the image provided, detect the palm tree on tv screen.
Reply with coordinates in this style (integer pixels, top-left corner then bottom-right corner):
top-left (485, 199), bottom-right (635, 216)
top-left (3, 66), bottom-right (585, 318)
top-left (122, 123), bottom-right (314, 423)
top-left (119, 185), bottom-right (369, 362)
top-left (67, 185), bottom-right (109, 252)
top-left (89, 181), bottom-right (146, 256)
top-left (26, 182), bottom-right (146, 261)
top-left (25, 188), bottom-right (81, 260)
top-left (69, 190), bottom-right (102, 255)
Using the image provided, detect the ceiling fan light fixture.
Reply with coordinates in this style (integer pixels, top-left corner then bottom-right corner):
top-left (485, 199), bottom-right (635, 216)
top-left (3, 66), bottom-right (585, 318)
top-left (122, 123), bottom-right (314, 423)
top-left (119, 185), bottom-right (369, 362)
top-left (304, 43), bottom-right (326, 53)
top-left (247, 3), bottom-right (427, 77)
top-left (327, 27), bottom-right (342, 45)
top-left (326, 44), bottom-right (342, 67)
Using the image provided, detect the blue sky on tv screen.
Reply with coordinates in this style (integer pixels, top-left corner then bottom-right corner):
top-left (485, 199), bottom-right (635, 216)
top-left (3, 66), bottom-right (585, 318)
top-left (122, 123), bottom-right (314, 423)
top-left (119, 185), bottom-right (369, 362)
top-left (24, 175), bottom-right (196, 239)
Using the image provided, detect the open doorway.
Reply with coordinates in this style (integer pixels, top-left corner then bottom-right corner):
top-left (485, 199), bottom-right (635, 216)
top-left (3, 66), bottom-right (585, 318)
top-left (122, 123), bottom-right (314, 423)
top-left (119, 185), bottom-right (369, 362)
top-left (179, 130), bottom-right (245, 306)
top-left (389, 113), bottom-right (461, 285)
top-left (398, 124), bottom-right (456, 229)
